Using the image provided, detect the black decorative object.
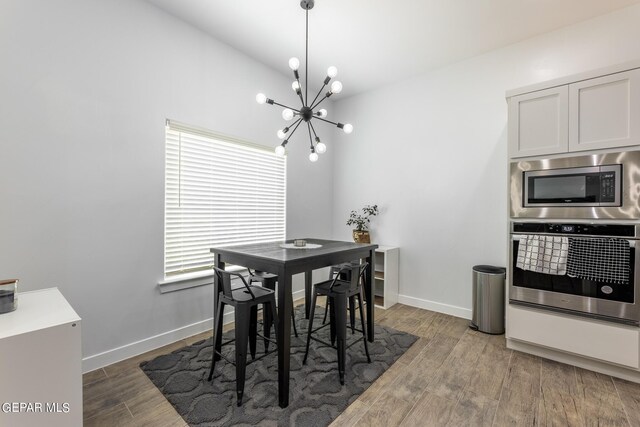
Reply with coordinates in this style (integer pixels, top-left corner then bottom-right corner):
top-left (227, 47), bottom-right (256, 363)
top-left (256, 0), bottom-right (353, 162)
top-left (0, 279), bottom-right (18, 314)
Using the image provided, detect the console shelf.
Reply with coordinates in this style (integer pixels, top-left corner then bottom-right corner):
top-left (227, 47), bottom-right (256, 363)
top-left (373, 246), bottom-right (399, 309)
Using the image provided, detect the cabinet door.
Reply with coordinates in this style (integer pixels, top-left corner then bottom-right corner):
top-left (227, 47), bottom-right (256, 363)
top-left (508, 86), bottom-right (569, 158)
top-left (0, 321), bottom-right (82, 426)
top-left (507, 305), bottom-right (639, 368)
top-left (569, 68), bottom-right (640, 151)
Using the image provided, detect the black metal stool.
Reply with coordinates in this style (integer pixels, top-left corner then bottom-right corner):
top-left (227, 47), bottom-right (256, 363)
top-left (247, 270), bottom-right (298, 352)
top-left (324, 262), bottom-right (361, 332)
top-left (303, 262), bottom-right (371, 385)
top-left (208, 267), bottom-right (279, 406)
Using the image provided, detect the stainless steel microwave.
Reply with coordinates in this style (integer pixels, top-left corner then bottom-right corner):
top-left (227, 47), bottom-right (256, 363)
top-left (523, 164), bottom-right (621, 207)
top-left (510, 150), bottom-right (640, 220)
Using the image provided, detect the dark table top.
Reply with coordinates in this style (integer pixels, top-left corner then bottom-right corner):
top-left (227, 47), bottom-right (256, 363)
top-left (210, 238), bottom-right (378, 266)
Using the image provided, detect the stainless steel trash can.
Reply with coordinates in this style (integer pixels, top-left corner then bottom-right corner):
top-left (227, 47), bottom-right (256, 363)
top-left (470, 265), bottom-right (506, 334)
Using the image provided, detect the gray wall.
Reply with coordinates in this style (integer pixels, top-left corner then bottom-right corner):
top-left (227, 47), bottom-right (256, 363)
top-left (3, 0), bottom-right (640, 369)
top-left (0, 0), bottom-right (334, 367)
top-left (331, 4), bottom-right (640, 317)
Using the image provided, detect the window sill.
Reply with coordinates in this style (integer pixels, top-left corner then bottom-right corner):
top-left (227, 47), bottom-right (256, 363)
top-left (157, 266), bottom-right (245, 294)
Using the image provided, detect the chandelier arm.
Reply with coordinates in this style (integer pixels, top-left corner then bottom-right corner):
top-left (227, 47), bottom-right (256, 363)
top-left (309, 121), bottom-right (319, 138)
top-left (310, 95), bottom-right (328, 111)
top-left (293, 72), bottom-right (305, 107)
top-left (314, 116), bottom-right (340, 126)
top-left (272, 100), bottom-right (300, 112)
top-left (287, 118), bottom-right (304, 140)
top-left (309, 82), bottom-right (327, 108)
top-left (307, 123), bottom-right (314, 149)
top-left (289, 117), bottom-right (303, 130)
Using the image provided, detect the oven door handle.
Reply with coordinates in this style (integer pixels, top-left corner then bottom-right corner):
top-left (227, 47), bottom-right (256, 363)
top-left (511, 234), bottom-right (636, 248)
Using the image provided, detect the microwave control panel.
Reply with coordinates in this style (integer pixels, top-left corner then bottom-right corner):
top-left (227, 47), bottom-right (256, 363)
top-left (600, 172), bottom-right (617, 202)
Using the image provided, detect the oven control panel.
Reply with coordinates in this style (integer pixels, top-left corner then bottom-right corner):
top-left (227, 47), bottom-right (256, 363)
top-left (558, 224), bottom-right (576, 233)
top-left (512, 222), bottom-right (636, 237)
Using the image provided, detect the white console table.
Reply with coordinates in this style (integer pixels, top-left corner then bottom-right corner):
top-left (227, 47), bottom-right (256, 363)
top-left (0, 288), bottom-right (82, 427)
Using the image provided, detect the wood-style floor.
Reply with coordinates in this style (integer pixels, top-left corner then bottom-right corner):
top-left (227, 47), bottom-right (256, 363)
top-left (83, 301), bottom-right (640, 426)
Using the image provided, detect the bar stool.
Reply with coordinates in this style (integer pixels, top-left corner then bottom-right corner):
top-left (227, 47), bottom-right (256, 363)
top-left (247, 270), bottom-right (298, 352)
top-left (208, 267), bottom-right (279, 406)
top-left (303, 262), bottom-right (371, 385)
top-left (323, 262), bottom-right (361, 332)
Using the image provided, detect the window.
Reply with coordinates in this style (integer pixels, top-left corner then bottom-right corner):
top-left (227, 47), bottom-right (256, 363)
top-left (164, 121), bottom-right (286, 278)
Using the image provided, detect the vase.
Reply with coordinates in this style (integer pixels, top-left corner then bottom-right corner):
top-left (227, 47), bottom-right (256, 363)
top-left (352, 230), bottom-right (370, 243)
top-left (0, 279), bottom-right (18, 314)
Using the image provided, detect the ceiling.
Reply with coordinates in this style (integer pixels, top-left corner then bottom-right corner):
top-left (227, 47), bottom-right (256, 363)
top-left (146, 0), bottom-right (640, 97)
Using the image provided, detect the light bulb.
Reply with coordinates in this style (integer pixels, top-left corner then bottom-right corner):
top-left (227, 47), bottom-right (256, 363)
top-left (292, 81), bottom-right (300, 92)
top-left (289, 57), bottom-right (300, 71)
top-left (275, 145), bottom-right (286, 157)
top-left (330, 81), bottom-right (343, 94)
top-left (343, 123), bottom-right (353, 134)
top-left (282, 108), bottom-right (294, 121)
top-left (256, 93), bottom-right (267, 104)
top-left (318, 108), bottom-right (327, 118)
top-left (327, 66), bottom-right (338, 78)
top-left (316, 142), bottom-right (327, 154)
top-left (309, 151), bottom-right (319, 162)
top-left (277, 129), bottom-right (286, 139)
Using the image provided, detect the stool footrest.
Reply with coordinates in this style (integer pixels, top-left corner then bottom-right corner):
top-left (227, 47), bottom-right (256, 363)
top-left (212, 346), bottom-right (279, 368)
top-left (308, 333), bottom-right (366, 351)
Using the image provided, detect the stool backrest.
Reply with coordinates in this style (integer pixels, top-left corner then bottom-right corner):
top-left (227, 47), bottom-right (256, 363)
top-left (212, 266), bottom-right (256, 299)
top-left (330, 262), bottom-right (369, 292)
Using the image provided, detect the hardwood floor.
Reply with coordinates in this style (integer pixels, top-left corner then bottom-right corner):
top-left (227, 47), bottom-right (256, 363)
top-left (83, 302), bottom-right (640, 426)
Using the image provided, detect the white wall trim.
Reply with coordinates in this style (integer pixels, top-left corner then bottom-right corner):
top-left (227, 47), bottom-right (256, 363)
top-left (82, 316), bottom-right (216, 373)
top-left (398, 294), bottom-right (472, 320)
top-left (83, 289), bottom-right (305, 373)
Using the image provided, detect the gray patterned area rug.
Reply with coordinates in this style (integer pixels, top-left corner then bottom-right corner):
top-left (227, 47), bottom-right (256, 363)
top-left (141, 306), bottom-right (417, 427)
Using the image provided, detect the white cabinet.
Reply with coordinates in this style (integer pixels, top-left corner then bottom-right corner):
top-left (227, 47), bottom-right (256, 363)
top-left (508, 86), bottom-right (569, 158)
top-left (507, 64), bottom-right (640, 158)
top-left (0, 288), bottom-right (82, 427)
top-left (507, 304), bottom-right (639, 369)
top-left (569, 68), bottom-right (640, 151)
top-left (373, 246), bottom-right (398, 309)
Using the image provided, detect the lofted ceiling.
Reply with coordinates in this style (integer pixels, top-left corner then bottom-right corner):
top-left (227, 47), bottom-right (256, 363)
top-left (146, 0), bottom-right (640, 97)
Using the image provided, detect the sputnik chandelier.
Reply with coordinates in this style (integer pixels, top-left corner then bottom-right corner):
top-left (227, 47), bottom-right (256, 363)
top-left (255, 0), bottom-right (352, 162)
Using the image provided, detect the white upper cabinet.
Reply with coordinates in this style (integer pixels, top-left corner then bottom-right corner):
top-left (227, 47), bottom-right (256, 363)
top-left (569, 68), bottom-right (640, 152)
top-left (509, 86), bottom-right (569, 158)
top-left (507, 63), bottom-right (640, 159)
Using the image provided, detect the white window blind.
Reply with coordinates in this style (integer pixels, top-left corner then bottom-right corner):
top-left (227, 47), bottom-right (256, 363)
top-left (164, 122), bottom-right (286, 277)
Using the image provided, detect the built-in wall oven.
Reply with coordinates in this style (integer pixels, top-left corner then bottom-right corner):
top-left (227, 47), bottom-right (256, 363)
top-left (509, 150), bottom-right (640, 325)
top-left (510, 222), bottom-right (640, 325)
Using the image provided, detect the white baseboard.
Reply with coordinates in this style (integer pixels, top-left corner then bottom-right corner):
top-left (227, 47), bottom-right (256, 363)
top-left (82, 316), bottom-right (216, 373)
top-left (82, 289), bottom-right (306, 373)
top-left (397, 294), bottom-right (472, 320)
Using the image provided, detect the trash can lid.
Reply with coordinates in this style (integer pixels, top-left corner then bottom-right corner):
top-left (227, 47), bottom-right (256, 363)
top-left (473, 265), bottom-right (506, 274)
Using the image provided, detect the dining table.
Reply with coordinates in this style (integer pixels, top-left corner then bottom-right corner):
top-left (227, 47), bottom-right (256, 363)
top-left (210, 238), bottom-right (378, 408)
